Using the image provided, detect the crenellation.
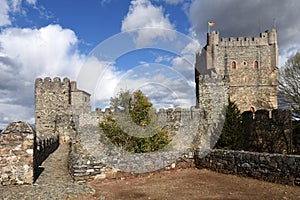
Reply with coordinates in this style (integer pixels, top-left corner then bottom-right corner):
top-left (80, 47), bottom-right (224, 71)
top-left (217, 33), bottom-right (271, 47)
top-left (53, 77), bottom-right (61, 83)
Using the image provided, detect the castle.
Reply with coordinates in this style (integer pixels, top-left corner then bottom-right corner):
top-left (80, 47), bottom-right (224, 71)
top-left (195, 29), bottom-right (278, 111)
top-left (3, 29), bottom-right (300, 187)
top-left (34, 29), bottom-right (280, 140)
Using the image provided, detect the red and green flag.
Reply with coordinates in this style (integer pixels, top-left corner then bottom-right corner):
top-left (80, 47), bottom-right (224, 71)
top-left (208, 21), bottom-right (215, 27)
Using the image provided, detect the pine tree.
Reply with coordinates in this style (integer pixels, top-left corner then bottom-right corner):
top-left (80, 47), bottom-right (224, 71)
top-left (215, 98), bottom-right (244, 150)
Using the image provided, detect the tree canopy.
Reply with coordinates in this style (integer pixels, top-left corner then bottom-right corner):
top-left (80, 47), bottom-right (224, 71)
top-left (100, 90), bottom-right (170, 153)
top-left (278, 52), bottom-right (300, 110)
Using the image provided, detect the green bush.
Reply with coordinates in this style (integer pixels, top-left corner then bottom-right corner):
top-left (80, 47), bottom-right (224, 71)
top-left (99, 90), bottom-right (170, 153)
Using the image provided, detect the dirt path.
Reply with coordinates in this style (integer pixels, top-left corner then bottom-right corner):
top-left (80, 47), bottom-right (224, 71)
top-left (74, 168), bottom-right (300, 200)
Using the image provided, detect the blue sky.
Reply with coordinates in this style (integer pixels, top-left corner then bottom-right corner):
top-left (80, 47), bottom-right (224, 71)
top-left (0, 0), bottom-right (300, 128)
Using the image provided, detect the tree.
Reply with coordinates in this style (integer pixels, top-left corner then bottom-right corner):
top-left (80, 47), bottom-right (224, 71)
top-left (278, 53), bottom-right (300, 110)
top-left (99, 90), bottom-right (170, 153)
top-left (215, 98), bottom-right (245, 150)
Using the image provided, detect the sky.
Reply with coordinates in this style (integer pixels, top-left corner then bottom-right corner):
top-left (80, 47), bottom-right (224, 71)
top-left (0, 0), bottom-right (300, 129)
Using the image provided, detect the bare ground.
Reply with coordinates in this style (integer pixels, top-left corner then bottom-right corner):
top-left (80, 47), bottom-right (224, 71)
top-left (70, 168), bottom-right (300, 200)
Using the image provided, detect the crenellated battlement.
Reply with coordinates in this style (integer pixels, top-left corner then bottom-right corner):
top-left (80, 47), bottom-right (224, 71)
top-left (35, 77), bottom-right (70, 90)
top-left (208, 29), bottom-right (277, 47)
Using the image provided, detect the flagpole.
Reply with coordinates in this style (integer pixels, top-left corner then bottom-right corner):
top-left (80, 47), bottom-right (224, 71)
top-left (208, 21), bottom-right (210, 33)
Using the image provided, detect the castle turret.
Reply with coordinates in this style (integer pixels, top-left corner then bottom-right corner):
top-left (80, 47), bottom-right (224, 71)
top-left (70, 81), bottom-right (91, 115)
top-left (35, 77), bottom-right (72, 136)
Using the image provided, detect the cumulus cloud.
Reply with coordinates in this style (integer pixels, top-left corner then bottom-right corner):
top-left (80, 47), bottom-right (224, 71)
top-left (121, 0), bottom-right (176, 47)
top-left (77, 56), bottom-right (121, 108)
top-left (0, 24), bottom-right (84, 128)
top-left (188, 0), bottom-right (300, 66)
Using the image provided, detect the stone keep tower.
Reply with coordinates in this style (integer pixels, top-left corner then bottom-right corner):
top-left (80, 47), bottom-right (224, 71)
top-left (70, 81), bottom-right (91, 115)
top-left (35, 77), bottom-right (73, 136)
top-left (195, 29), bottom-right (278, 111)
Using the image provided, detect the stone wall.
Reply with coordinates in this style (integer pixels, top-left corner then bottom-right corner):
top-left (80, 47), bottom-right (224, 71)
top-left (69, 141), bottom-right (195, 182)
top-left (242, 109), bottom-right (293, 154)
top-left (0, 121), bottom-right (60, 186)
top-left (69, 107), bottom-right (201, 182)
top-left (0, 122), bottom-right (35, 185)
top-left (195, 149), bottom-right (300, 185)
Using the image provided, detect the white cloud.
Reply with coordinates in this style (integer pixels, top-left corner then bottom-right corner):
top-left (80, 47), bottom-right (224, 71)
top-left (26, 0), bottom-right (36, 5)
top-left (0, 0), bottom-right (38, 27)
top-left (155, 55), bottom-right (173, 63)
top-left (0, 24), bottom-right (82, 79)
top-left (0, 24), bottom-right (84, 129)
top-left (0, 0), bottom-right (11, 26)
top-left (160, 0), bottom-right (184, 5)
top-left (121, 0), bottom-right (175, 47)
top-left (78, 56), bottom-right (121, 108)
top-left (11, 0), bottom-right (22, 12)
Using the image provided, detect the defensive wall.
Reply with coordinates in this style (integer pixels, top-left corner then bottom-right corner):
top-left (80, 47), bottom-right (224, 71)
top-left (242, 109), bottom-right (293, 154)
top-left (195, 149), bottom-right (300, 186)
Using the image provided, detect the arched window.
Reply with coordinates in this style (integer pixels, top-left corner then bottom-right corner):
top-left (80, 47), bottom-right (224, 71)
top-left (254, 60), bottom-right (259, 69)
top-left (232, 61), bottom-right (237, 69)
top-left (250, 106), bottom-right (255, 112)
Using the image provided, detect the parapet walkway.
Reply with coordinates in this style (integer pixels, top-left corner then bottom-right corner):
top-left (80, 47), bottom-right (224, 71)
top-left (0, 143), bottom-right (95, 200)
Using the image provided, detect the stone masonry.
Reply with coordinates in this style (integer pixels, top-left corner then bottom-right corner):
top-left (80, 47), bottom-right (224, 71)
top-left (0, 122), bottom-right (34, 185)
top-left (0, 121), bottom-right (60, 186)
top-left (195, 29), bottom-right (278, 111)
top-left (195, 149), bottom-right (300, 186)
top-left (35, 77), bottom-right (72, 137)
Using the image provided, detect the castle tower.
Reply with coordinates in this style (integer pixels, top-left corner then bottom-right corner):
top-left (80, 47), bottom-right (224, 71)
top-left (35, 77), bottom-right (72, 136)
top-left (195, 29), bottom-right (278, 111)
top-left (70, 81), bottom-right (91, 115)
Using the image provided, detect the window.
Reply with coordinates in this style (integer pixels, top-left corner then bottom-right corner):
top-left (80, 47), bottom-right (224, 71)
top-left (232, 61), bottom-right (237, 69)
top-left (243, 61), bottom-right (247, 66)
top-left (254, 61), bottom-right (259, 69)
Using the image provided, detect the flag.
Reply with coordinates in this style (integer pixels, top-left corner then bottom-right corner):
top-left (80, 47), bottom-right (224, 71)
top-left (208, 21), bottom-right (215, 27)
